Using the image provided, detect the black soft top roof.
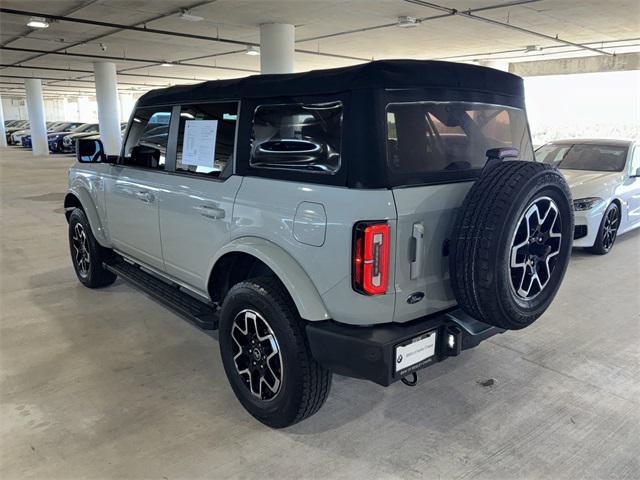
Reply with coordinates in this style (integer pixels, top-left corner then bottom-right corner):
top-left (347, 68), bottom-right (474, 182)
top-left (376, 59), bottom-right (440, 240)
top-left (137, 59), bottom-right (524, 107)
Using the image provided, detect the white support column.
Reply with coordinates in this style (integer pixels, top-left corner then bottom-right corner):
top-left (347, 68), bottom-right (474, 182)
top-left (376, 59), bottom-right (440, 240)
top-left (118, 93), bottom-right (135, 123)
top-left (0, 95), bottom-right (7, 148)
top-left (24, 79), bottom-right (48, 156)
top-left (93, 62), bottom-right (121, 155)
top-left (479, 59), bottom-right (511, 72)
top-left (260, 23), bottom-right (295, 74)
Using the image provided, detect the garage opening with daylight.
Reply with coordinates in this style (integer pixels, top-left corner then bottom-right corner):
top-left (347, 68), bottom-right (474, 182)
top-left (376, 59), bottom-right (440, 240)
top-left (1, 1), bottom-right (639, 479)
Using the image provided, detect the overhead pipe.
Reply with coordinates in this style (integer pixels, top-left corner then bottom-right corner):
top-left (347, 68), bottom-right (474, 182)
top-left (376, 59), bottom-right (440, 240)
top-left (0, 0), bottom-right (220, 77)
top-left (404, 0), bottom-right (613, 56)
top-left (298, 0), bottom-right (541, 43)
top-left (0, 8), bottom-right (253, 47)
top-left (0, 7), bottom-right (370, 63)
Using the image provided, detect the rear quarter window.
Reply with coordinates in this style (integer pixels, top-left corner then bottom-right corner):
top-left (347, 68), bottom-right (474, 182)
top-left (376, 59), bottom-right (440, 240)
top-left (250, 101), bottom-right (343, 174)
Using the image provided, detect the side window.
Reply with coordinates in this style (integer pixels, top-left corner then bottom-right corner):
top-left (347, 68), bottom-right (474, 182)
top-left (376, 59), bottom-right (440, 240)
top-left (250, 101), bottom-right (342, 174)
top-left (122, 107), bottom-right (172, 169)
top-left (175, 102), bottom-right (238, 178)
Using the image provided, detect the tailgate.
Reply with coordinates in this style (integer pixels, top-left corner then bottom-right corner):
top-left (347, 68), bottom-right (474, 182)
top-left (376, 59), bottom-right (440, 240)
top-left (392, 182), bottom-right (472, 323)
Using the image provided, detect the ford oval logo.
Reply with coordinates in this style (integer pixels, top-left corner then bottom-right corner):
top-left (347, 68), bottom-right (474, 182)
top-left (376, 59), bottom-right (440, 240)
top-left (406, 292), bottom-right (425, 304)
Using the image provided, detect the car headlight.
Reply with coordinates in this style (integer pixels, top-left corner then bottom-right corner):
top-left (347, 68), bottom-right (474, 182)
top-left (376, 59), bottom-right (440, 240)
top-left (573, 197), bottom-right (604, 211)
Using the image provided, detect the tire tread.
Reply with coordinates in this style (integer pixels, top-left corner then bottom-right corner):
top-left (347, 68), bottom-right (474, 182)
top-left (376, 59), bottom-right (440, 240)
top-left (450, 161), bottom-right (573, 329)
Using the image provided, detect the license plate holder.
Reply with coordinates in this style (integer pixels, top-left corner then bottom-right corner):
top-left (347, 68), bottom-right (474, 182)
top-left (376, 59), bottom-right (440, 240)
top-left (395, 330), bottom-right (437, 376)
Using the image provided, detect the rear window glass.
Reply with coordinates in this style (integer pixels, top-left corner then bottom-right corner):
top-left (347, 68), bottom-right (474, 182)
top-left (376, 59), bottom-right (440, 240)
top-left (250, 101), bottom-right (342, 174)
top-left (386, 102), bottom-right (533, 184)
top-left (538, 144), bottom-right (628, 172)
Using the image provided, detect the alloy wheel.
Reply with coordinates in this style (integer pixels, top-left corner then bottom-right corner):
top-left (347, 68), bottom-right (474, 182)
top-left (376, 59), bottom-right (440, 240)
top-left (231, 309), bottom-right (283, 401)
top-left (510, 196), bottom-right (563, 300)
top-left (71, 223), bottom-right (91, 278)
top-left (602, 205), bottom-right (619, 252)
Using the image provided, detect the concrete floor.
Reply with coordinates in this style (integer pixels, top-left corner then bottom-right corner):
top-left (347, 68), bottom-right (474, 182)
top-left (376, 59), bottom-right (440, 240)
top-left (1, 146), bottom-right (639, 480)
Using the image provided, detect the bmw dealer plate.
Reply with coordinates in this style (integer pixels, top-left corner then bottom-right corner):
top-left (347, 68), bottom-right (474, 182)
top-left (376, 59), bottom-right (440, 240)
top-left (395, 331), bottom-right (437, 375)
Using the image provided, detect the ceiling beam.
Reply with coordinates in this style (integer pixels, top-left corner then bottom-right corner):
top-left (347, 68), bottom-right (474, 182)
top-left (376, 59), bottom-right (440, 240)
top-left (404, 0), bottom-right (613, 56)
top-left (0, 1), bottom-right (221, 69)
top-left (0, 7), bottom-right (253, 47)
top-left (1, 0), bottom-right (100, 48)
top-left (0, 81), bottom-right (143, 93)
top-left (435, 37), bottom-right (640, 61)
top-left (0, 46), bottom-right (259, 73)
top-left (0, 64), bottom-right (212, 82)
top-left (0, 74), bottom-right (170, 88)
top-left (0, 7), bottom-right (371, 64)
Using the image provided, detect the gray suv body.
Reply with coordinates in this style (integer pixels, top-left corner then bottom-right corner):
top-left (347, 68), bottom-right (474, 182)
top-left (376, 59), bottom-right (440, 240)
top-left (65, 60), bottom-right (573, 427)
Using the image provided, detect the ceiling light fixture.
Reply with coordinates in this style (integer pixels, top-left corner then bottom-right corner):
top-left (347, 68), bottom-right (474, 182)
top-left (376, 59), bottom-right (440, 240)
top-left (179, 9), bottom-right (204, 22)
top-left (27, 16), bottom-right (50, 29)
top-left (245, 45), bottom-right (260, 56)
top-left (161, 62), bottom-right (174, 67)
top-left (397, 16), bottom-right (420, 28)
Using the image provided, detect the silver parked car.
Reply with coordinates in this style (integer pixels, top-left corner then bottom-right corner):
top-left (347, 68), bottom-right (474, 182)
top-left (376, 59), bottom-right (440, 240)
top-left (64, 60), bottom-right (574, 427)
top-left (537, 139), bottom-right (640, 254)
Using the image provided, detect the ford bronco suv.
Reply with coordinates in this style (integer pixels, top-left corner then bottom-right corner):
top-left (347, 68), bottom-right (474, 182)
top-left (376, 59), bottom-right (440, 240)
top-left (65, 60), bottom-right (573, 428)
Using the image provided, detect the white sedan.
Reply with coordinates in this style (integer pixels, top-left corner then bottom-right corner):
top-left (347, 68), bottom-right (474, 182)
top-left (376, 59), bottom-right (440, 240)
top-left (536, 139), bottom-right (640, 254)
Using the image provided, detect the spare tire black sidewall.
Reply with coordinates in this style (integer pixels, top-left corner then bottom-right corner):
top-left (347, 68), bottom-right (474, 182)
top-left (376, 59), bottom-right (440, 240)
top-left (494, 181), bottom-right (573, 328)
top-left (449, 161), bottom-right (574, 330)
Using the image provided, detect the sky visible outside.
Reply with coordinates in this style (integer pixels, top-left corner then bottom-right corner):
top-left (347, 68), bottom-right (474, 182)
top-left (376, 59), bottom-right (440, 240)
top-left (524, 70), bottom-right (640, 146)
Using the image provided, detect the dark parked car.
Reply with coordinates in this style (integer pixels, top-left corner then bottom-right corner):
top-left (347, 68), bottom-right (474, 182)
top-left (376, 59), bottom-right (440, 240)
top-left (48, 123), bottom-right (99, 152)
top-left (62, 123), bottom-right (127, 153)
top-left (11, 122), bottom-right (59, 146)
top-left (5, 120), bottom-right (29, 144)
top-left (22, 122), bottom-right (85, 149)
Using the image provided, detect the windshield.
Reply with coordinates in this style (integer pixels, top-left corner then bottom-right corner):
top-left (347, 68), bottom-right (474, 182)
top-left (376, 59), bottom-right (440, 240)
top-left (386, 101), bottom-right (533, 184)
top-left (537, 143), bottom-right (628, 172)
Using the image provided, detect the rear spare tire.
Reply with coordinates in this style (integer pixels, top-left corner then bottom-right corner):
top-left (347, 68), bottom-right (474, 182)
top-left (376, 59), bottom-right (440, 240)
top-left (449, 161), bottom-right (573, 330)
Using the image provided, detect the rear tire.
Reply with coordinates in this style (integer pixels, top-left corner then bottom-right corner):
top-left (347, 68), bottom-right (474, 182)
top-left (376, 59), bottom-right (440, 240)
top-left (449, 161), bottom-right (574, 330)
top-left (586, 202), bottom-right (619, 255)
top-left (68, 208), bottom-right (117, 288)
top-left (219, 277), bottom-right (331, 428)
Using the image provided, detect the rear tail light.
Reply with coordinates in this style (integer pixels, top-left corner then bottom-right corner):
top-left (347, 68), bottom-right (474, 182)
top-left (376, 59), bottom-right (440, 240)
top-left (353, 221), bottom-right (390, 295)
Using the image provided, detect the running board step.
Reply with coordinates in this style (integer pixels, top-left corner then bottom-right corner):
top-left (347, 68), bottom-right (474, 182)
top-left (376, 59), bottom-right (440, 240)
top-left (104, 258), bottom-right (218, 330)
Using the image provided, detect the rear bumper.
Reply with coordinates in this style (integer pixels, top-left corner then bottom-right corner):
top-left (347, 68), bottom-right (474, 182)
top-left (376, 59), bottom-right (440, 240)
top-left (306, 308), bottom-right (503, 386)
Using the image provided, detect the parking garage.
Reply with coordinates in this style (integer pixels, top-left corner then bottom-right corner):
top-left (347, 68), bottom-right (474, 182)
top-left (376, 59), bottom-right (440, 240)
top-left (1, 1), bottom-right (639, 479)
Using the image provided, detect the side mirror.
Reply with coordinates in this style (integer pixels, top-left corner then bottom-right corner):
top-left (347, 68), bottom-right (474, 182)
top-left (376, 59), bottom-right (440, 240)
top-left (631, 167), bottom-right (640, 178)
top-left (77, 138), bottom-right (107, 163)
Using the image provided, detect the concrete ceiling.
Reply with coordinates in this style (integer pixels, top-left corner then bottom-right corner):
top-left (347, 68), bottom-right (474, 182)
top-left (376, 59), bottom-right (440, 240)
top-left (0, 0), bottom-right (638, 97)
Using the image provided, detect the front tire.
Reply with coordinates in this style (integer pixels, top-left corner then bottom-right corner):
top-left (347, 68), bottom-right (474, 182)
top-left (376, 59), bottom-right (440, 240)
top-left (586, 202), bottom-right (619, 255)
top-left (219, 277), bottom-right (331, 428)
top-left (68, 208), bottom-right (117, 288)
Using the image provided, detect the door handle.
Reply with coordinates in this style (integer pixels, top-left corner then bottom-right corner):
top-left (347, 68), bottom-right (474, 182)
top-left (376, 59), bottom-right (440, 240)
top-left (135, 191), bottom-right (154, 203)
top-left (195, 204), bottom-right (225, 220)
top-left (410, 223), bottom-right (424, 280)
